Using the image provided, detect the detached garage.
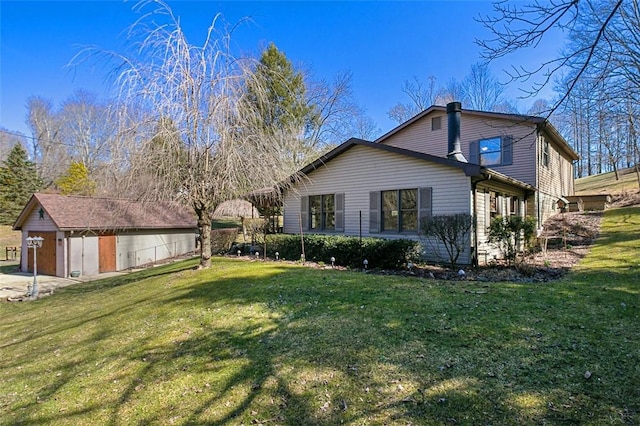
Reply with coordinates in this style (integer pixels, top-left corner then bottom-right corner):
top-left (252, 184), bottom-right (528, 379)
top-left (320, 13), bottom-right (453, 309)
top-left (13, 193), bottom-right (197, 278)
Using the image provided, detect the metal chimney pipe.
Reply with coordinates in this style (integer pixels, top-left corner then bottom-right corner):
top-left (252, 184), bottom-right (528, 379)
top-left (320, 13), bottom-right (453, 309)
top-left (446, 101), bottom-right (467, 162)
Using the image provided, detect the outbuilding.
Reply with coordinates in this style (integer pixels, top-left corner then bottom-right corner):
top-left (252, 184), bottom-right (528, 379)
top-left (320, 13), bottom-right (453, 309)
top-left (13, 193), bottom-right (197, 278)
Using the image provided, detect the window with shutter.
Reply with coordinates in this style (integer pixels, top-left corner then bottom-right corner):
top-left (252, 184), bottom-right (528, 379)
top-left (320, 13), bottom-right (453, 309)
top-left (300, 196), bottom-right (309, 231)
top-left (469, 140), bottom-right (479, 164)
top-left (473, 136), bottom-right (514, 166)
top-left (502, 136), bottom-right (513, 165)
top-left (304, 193), bottom-right (340, 232)
top-left (369, 191), bottom-right (380, 233)
top-left (335, 193), bottom-right (344, 232)
top-left (418, 187), bottom-right (432, 227)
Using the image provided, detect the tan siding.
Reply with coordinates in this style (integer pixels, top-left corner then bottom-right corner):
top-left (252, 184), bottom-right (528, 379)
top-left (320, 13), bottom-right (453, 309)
top-left (381, 113), bottom-right (449, 156)
top-left (474, 180), bottom-right (529, 264)
top-left (381, 112), bottom-right (539, 186)
top-left (283, 144), bottom-right (473, 264)
top-left (19, 203), bottom-right (59, 274)
top-left (537, 133), bottom-right (575, 197)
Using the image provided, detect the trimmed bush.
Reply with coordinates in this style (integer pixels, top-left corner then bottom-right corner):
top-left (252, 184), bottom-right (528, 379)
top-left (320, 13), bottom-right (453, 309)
top-left (265, 234), bottom-right (420, 270)
top-left (211, 228), bottom-right (239, 255)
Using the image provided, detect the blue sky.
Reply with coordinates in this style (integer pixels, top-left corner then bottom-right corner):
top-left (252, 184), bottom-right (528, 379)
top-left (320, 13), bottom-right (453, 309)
top-left (0, 0), bottom-right (564, 138)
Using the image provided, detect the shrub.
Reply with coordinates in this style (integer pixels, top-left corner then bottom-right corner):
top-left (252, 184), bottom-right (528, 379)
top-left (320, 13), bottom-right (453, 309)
top-left (487, 215), bottom-right (537, 264)
top-left (211, 228), bottom-right (239, 255)
top-left (420, 213), bottom-right (474, 269)
top-left (265, 234), bottom-right (420, 270)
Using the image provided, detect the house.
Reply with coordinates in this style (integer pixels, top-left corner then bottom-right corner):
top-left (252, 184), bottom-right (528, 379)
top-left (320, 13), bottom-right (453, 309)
top-left (13, 193), bottom-right (197, 277)
top-left (280, 102), bottom-right (578, 265)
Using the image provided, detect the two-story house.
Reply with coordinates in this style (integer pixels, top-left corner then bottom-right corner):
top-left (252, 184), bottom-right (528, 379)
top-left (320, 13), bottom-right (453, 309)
top-left (280, 102), bottom-right (578, 265)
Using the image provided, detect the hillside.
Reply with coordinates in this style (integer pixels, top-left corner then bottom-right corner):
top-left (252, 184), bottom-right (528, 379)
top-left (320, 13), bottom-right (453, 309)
top-left (575, 166), bottom-right (640, 195)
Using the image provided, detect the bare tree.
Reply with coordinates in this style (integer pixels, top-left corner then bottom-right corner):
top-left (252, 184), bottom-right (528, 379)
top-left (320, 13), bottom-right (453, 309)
top-left (476, 0), bottom-right (624, 115)
top-left (307, 71), bottom-right (366, 146)
top-left (26, 96), bottom-right (66, 186)
top-left (82, 0), bottom-right (301, 268)
top-left (389, 64), bottom-right (507, 123)
top-left (0, 128), bottom-right (23, 162)
top-left (26, 92), bottom-right (121, 191)
top-left (461, 62), bottom-right (506, 111)
top-left (436, 77), bottom-right (466, 106)
top-left (387, 75), bottom-right (440, 123)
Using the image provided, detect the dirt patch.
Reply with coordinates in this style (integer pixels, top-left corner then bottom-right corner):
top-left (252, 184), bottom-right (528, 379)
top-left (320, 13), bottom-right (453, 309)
top-left (611, 189), bottom-right (640, 208)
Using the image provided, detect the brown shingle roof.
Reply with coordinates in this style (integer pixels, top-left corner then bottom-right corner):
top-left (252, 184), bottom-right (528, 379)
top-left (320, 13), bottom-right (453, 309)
top-left (13, 193), bottom-right (197, 231)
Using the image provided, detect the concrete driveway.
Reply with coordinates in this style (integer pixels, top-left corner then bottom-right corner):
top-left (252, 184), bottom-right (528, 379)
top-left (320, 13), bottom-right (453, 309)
top-left (0, 263), bottom-right (125, 301)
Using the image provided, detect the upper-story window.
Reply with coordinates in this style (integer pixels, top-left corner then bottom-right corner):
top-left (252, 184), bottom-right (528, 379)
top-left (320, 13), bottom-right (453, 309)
top-left (543, 140), bottom-right (550, 168)
top-left (479, 137), bottom-right (502, 165)
top-left (469, 136), bottom-right (513, 166)
top-left (432, 116), bottom-right (442, 131)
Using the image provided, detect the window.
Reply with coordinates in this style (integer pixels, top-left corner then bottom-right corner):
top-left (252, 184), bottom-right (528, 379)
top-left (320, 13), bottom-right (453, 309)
top-left (432, 116), bottom-right (442, 131)
top-left (301, 193), bottom-right (344, 232)
top-left (382, 189), bottom-right (417, 232)
top-left (469, 136), bottom-right (513, 166)
top-left (543, 140), bottom-right (550, 167)
top-left (510, 197), bottom-right (519, 216)
top-left (309, 194), bottom-right (335, 230)
top-left (479, 137), bottom-right (502, 165)
top-left (370, 188), bottom-right (430, 233)
top-left (489, 191), bottom-right (498, 216)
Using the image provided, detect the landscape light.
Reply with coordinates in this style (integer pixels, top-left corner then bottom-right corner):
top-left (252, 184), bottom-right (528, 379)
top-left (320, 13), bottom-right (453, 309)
top-left (25, 236), bottom-right (44, 299)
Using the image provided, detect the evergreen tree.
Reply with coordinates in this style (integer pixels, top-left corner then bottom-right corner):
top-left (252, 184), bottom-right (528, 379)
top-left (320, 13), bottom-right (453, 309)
top-left (245, 43), bottom-right (320, 169)
top-left (54, 162), bottom-right (97, 196)
top-left (0, 144), bottom-right (42, 225)
top-left (247, 42), bottom-right (315, 133)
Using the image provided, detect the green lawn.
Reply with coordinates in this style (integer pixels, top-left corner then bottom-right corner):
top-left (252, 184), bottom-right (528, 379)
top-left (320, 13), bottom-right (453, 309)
top-left (0, 225), bottom-right (20, 262)
top-left (1, 209), bottom-right (639, 425)
top-left (575, 167), bottom-right (640, 194)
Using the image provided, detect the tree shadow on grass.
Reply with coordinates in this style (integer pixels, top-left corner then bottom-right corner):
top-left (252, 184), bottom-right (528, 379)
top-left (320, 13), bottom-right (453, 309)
top-left (152, 264), bottom-right (640, 424)
top-left (2, 258), bottom-right (639, 424)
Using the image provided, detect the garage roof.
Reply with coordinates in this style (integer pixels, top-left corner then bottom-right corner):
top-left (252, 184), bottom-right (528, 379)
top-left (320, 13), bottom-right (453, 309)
top-left (13, 193), bottom-right (197, 231)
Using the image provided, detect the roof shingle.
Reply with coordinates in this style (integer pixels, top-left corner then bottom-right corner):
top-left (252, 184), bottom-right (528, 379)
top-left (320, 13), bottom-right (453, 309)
top-left (14, 193), bottom-right (197, 231)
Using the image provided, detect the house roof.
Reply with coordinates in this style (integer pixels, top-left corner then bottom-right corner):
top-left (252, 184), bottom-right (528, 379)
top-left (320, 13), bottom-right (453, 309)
top-left (300, 137), bottom-right (483, 177)
top-left (13, 193), bottom-right (197, 231)
top-left (295, 137), bottom-right (534, 192)
top-left (374, 105), bottom-right (580, 161)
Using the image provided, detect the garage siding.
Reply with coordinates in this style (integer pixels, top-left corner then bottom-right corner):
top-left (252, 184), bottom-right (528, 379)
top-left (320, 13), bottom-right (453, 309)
top-left (117, 230), bottom-right (196, 270)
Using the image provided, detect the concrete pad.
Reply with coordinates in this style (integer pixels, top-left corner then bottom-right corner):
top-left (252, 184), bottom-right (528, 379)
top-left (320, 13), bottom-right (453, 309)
top-left (0, 266), bottom-right (126, 301)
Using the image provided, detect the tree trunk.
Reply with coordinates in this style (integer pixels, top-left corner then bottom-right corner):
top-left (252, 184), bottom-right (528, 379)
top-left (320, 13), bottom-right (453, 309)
top-left (197, 208), bottom-right (212, 269)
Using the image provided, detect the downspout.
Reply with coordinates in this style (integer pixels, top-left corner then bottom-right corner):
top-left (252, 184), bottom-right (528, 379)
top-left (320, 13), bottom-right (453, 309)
top-left (471, 175), bottom-right (490, 267)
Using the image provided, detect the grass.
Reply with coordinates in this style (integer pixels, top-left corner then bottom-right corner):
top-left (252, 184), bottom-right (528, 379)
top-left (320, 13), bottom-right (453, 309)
top-left (0, 225), bottom-right (21, 262)
top-left (212, 217), bottom-right (242, 230)
top-left (575, 167), bottom-right (640, 194)
top-left (1, 209), bottom-right (639, 424)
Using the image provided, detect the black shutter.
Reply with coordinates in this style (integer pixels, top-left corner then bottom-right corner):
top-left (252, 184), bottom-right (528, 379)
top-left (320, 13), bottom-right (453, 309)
top-left (418, 187), bottom-right (432, 226)
top-left (502, 136), bottom-right (513, 165)
top-left (469, 140), bottom-right (479, 164)
top-left (335, 193), bottom-right (345, 232)
top-left (369, 191), bottom-right (380, 233)
top-left (300, 196), bottom-right (309, 231)
top-left (484, 192), bottom-right (491, 229)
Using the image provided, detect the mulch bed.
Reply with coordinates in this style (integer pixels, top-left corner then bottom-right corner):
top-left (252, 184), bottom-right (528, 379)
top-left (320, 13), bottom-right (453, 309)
top-left (391, 211), bottom-right (604, 283)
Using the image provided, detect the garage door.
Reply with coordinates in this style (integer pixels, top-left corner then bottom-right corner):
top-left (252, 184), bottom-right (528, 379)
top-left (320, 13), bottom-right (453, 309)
top-left (26, 231), bottom-right (57, 276)
top-left (99, 234), bottom-right (117, 273)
